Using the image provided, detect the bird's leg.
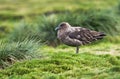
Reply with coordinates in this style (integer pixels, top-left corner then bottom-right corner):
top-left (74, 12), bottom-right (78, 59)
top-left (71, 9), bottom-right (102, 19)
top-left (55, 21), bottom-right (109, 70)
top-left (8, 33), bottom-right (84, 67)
top-left (76, 46), bottom-right (79, 54)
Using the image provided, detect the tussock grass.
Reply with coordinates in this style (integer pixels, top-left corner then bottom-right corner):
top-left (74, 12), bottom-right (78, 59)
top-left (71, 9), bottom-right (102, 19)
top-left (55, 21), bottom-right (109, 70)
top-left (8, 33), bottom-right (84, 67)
top-left (9, 21), bottom-right (41, 42)
top-left (79, 11), bottom-right (118, 35)
top-left (9, 10), bottom-right (120, 46)
top-left (0, 40), bottom-right (40, 69)
top-left (35, 10), bottom-right (119, 46)
top-left (4, 10), bottom-right (120, 46)
top-left (35, 15), bottom-right (60, 46)
top-left (116, 1), bottom-right (120, 14)
top-left (0, 25), bottom-right (10, 38)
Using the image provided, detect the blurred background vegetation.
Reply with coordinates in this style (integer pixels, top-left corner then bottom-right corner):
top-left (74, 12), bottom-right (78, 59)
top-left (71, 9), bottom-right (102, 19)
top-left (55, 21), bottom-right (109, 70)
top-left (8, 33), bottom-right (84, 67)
top-left (0, 0), bottom-right (120, 44)
top-left (0, 0), bottom-right (120, 79)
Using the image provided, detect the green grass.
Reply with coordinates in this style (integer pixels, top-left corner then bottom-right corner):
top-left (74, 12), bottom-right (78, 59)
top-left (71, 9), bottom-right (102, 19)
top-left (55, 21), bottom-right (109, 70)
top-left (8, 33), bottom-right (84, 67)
top-left (0, 0), bottom-right (119, 16)
top-left (0, 0), bottom-right (120, 39)
top-left (0, 0), bottom-right (120, 79)
top-left (8, 21), bottom-right (41, 42)
top-left (0, 42), bottom-right (120, 79)
top-left (0, 0), bottom-right (119, 27)
top-left (32, 11), bottom-right (120, 46)
top-left (0, 39), bottom-right (41, 69)
top-left (2, 11), bottom-right (119, 47)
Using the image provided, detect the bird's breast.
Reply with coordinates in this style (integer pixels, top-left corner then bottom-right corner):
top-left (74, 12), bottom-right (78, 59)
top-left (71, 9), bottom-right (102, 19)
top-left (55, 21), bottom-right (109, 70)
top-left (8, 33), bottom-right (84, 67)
top-left (57, 30), bottom-right (68, 40)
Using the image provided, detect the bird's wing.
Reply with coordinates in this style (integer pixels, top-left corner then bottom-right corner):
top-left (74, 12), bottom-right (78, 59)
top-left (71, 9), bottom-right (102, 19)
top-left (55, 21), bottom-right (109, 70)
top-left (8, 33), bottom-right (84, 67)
top-left (68, 27), bottom-right (106, 45)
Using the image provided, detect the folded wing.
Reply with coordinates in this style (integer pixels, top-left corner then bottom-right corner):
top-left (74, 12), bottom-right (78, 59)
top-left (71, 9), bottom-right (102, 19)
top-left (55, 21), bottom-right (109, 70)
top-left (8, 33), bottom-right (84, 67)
top-left (69, 27), bottom-right (106, 45)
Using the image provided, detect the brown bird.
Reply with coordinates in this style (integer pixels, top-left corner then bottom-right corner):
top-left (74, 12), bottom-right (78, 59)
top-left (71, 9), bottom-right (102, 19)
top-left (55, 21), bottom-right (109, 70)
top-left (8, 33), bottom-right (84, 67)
top-left (55, 22), bottom-right (106, 54)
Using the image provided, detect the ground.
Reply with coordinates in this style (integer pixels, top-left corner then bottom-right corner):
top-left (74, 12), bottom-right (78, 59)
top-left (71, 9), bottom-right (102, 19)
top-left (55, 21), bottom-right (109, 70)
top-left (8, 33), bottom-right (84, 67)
top-left (0, 42), bottom-right (120, 79)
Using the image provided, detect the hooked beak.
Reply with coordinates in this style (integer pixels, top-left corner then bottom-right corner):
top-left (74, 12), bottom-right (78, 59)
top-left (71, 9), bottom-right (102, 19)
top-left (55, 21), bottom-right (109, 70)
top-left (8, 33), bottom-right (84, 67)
top-left (55, 26), bottom-right (60, 31)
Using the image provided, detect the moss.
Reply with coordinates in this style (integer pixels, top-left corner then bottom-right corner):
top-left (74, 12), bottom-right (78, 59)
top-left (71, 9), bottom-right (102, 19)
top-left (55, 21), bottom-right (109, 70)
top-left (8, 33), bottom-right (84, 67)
top-left (0, 49), bottom-right (120, 78)
top-left (110, 66), bottom-right (120, 72)
top-left (108, 56), bottom-right (120, 65)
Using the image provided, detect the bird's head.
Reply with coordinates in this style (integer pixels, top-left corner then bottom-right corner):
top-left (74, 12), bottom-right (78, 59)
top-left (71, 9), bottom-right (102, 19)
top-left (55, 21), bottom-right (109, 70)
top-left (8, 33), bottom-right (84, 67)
top-left (55, 22), bottom-right (71, 31)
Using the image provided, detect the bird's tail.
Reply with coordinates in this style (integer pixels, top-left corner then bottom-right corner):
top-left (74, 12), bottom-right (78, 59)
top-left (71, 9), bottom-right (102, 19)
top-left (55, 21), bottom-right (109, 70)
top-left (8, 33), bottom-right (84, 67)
top-left (95, 32), bottom-right (106, 39)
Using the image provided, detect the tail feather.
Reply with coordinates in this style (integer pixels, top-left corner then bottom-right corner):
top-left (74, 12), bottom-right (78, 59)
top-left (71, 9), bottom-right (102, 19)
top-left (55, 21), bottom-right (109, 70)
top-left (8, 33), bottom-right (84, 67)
top-left (95, 32), bottom-right (106, 40)
top-left (99, 32), bottom-right (106, 36)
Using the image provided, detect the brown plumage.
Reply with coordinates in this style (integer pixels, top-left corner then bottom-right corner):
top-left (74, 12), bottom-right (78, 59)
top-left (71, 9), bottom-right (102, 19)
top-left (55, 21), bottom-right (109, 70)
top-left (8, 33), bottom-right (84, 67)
top-left (55, 22), bottom-right (106, 53)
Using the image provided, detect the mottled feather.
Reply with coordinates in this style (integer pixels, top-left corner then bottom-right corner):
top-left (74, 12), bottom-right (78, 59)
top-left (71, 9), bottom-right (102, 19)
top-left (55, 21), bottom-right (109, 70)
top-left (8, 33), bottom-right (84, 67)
top-left (69, 27), bottom-right (106, 45)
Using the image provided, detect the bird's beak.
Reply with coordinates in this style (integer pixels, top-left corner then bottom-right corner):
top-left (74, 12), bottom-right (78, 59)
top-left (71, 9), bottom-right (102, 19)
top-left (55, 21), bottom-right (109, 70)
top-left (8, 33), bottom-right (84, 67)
top-left (55, 26), bottom-right (60, 31)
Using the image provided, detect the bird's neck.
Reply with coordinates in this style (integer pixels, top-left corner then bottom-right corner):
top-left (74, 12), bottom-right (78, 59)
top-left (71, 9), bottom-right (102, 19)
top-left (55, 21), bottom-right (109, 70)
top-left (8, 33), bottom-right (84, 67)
top-left (57, 29), bottom-right (70, 40)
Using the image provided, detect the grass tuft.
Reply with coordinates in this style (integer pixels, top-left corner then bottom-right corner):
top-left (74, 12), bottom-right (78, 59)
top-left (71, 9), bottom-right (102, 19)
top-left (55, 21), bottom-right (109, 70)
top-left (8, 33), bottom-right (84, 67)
top-left (8, 21), bottom-right (41, 42)
top-left (0, 39), bottom-right (40, 69)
